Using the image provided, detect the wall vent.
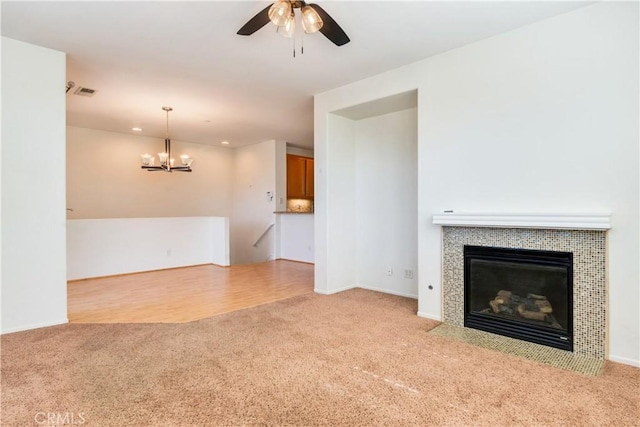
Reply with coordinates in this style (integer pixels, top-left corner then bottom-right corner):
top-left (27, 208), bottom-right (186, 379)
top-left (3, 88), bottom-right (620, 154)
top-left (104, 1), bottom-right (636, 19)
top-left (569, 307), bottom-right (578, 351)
top-left (73, 86), bottom-right (97, 97)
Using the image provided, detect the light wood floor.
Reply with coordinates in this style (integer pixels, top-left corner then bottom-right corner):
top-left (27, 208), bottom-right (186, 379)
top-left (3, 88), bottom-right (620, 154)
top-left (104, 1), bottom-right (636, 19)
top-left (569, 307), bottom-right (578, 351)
top-left (68, 260), bottom-right (314, 323)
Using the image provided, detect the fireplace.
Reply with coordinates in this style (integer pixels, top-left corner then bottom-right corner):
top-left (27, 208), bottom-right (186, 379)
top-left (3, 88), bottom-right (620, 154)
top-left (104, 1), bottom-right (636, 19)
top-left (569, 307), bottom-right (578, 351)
top-left (464, 245), bottom-right (573, 351)
top-left (437, 219), bottom-right (607, 359)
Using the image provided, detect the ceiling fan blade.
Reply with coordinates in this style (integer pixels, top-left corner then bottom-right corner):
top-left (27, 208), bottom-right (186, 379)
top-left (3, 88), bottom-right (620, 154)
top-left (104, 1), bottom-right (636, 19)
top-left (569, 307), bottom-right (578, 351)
top-left (237, 4), bottom-right (273, 36)
top-left (308, 3), bottom-right (350, 46)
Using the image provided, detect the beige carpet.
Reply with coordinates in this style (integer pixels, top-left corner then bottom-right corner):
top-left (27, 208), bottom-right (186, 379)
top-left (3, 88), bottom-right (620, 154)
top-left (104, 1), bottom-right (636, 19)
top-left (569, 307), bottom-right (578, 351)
top-left (2, 289), bottom-right (638, 426)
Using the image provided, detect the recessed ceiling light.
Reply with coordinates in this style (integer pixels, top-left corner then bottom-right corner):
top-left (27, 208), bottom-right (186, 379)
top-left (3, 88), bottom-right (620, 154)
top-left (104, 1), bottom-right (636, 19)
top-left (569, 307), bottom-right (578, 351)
top-left (132, 127), bottom-right (142, 132)
top-left (221, 141), bottom-right (230, 145)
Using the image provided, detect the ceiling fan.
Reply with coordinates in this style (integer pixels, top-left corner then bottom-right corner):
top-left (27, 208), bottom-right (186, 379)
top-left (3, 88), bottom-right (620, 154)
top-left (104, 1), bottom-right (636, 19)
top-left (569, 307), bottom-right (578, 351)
top-left (237, 0), bottom-right (350, 47)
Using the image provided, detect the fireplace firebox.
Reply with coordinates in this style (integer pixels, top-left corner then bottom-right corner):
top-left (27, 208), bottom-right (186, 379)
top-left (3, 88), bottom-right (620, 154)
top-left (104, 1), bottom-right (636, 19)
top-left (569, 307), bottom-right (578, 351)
top-left (464, 245), bottom-right (573, 351)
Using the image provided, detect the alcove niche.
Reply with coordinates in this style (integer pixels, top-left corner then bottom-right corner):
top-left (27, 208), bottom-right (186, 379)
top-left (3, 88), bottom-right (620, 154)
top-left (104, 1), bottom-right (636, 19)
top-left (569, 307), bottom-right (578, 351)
top-left (324, 90), bottom-right (419, 298)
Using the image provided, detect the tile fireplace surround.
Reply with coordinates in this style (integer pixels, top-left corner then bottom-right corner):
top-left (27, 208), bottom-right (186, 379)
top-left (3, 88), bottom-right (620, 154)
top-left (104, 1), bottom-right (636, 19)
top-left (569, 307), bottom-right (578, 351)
top-left (433, 213), bottom-right (610, 360)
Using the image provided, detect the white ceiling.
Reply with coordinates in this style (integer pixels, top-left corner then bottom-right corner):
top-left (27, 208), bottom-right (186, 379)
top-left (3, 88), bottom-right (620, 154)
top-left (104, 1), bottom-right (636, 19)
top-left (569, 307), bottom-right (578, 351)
top-left (1, 1), bottom-right (591, 149)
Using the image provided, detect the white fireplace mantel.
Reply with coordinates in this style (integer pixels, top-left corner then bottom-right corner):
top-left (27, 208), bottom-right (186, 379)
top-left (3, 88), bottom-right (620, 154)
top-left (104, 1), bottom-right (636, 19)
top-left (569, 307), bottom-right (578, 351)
top-left (432, 212), bottom-right (611, 230)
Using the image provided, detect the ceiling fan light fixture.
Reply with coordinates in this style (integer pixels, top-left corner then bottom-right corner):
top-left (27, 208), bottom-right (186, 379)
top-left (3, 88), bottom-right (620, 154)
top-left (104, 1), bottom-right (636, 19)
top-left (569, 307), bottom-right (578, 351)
top-left (268, 1), bottom-right (292, 27)
top-left (301, 5), bottom-right (323, 34)
top-left (278, 13), bottom-right (296, 38)
top-left (237, 1), bottom-right (350, 48)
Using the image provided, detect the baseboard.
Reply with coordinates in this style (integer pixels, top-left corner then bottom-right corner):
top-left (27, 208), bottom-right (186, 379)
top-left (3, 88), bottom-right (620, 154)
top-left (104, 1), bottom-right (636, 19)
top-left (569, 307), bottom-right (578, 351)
top-left (1, 318), bottom-right (69, 335)
top-left (417, 311), bottom-right (442, 321)
top-left (68, 263), bottom-right (214, 282)
top-left (608, 354), bottom-right (640, 368)
top-left (276, 258), bottom-right (315, 265)
top-left (356, 285), bottom-right (418, 300)
top-left (314, 285), bottom-right (356, 295)
top-left (315, 285), bottom-right (419, 299)
top-left (211, 262), bottom-right (231, 268)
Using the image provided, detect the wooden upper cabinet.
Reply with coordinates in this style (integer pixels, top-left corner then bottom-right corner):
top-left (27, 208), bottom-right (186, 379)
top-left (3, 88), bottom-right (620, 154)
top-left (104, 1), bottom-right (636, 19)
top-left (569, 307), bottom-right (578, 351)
top-left (287, 154), bottom-right (314, 199)
top-left (287, 155), bottom-right (306, 198)
top-left (305, 158), bottom-right (314, 197)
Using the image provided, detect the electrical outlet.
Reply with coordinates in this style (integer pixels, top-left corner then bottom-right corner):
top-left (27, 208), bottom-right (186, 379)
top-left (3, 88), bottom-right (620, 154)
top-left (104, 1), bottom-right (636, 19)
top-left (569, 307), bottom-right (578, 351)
top-left (386, 267), bottom-right (393, 276)
top-left (404, 269), bottom-right (414, 279)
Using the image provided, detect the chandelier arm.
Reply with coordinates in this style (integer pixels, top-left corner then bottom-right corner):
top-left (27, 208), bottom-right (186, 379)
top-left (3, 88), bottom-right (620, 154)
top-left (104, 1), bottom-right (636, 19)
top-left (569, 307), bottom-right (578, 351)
top-left (166, 108), bottom-right (170, 139)
top-left (166, 138), bottom-right (171, 171)
top-left (165, 108), bottom-right (171, 171)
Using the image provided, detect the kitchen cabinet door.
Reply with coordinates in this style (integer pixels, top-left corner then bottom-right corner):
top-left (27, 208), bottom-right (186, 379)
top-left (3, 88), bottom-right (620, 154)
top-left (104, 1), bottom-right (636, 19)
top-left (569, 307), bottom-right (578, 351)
top-left (305, 158), bottom-right (314, 197)
top-left (287, 155), bottom-right (307, 199)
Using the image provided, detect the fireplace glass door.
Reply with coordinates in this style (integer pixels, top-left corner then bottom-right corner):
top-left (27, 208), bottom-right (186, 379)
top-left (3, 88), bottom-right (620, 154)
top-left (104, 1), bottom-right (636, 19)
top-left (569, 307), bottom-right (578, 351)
top-left (464, 246), bottom-right (573, 351)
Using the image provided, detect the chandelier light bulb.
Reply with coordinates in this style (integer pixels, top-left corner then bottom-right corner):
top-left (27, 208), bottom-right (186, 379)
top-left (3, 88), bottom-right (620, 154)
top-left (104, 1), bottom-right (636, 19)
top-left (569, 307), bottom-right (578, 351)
top-left (279, 13), bottom-right (296, 38)
top-left (268, 1), bottom-right (292, 27)
top-left (158, 152), bottom-right (168, 165)
top-left (301, 5), bottom-right (323, 34)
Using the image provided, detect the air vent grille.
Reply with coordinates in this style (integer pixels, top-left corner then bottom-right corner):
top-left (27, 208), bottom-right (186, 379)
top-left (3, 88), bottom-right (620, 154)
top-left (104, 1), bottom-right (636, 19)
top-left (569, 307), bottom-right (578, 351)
top-left (73, 86), bottom-right (97, 97)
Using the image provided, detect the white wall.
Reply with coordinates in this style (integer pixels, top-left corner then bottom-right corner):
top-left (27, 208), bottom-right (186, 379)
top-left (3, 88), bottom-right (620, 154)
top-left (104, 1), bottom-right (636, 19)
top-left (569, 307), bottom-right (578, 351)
top-left (276, 214), bottom-right (314, 263)
top-left (355, 108), bottom-right (418, 298)
top-left (314, 2), bottom-right (639, 365)
top-left (314, 114), bottom-right (357, 294)
top-left (1, 38), bottom-right (67, 333)
top-left (67, 217), bottom-right (229, 280)
top-left (67, 127), bottom-right (233, 219)
top-left (287, 146), bottom-right (314, 158)
top-left (231, 140), bottom-right (279, 264)
top-left (275, 141), bottom-right (287, 211)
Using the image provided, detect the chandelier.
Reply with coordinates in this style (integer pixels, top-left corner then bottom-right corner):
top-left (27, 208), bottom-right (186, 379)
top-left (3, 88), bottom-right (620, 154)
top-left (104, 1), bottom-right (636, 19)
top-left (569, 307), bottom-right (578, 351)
top-left (140, 107), bottom-right (192, 173)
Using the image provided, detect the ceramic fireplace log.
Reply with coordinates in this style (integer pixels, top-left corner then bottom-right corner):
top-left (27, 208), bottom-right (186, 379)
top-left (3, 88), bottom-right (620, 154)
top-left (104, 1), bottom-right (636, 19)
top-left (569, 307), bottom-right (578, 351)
top-left (488, 291), bottom-right (554, 319)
